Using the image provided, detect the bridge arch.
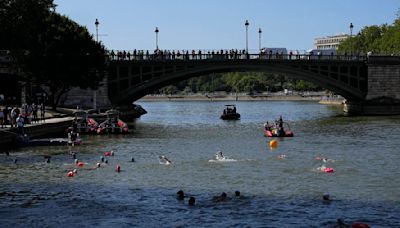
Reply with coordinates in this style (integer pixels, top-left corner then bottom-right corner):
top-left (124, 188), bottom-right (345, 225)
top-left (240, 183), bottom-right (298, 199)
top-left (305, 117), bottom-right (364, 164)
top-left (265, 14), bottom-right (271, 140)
top-left (108, 59), bottom-right (367, 105)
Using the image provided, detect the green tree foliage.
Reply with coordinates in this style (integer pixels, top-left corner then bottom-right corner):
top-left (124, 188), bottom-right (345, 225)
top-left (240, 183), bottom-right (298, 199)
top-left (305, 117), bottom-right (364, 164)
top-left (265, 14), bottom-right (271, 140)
top-left (159, 72), bottom-right (321, 94)
top-left (338, 11), bottom-right (400, 55)
top-left (0, 0), bottom-right (105, 110)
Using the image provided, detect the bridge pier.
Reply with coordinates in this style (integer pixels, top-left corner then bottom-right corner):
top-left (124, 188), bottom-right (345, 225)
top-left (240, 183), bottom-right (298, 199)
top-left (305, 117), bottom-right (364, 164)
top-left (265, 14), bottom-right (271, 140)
top-left (345, 56), bottom-right (400, 115)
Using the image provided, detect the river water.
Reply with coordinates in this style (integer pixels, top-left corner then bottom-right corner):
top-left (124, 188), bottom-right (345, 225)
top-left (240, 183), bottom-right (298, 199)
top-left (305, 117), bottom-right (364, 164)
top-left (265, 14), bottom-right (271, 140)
top-left (1, 101), bottom-right (400, 227)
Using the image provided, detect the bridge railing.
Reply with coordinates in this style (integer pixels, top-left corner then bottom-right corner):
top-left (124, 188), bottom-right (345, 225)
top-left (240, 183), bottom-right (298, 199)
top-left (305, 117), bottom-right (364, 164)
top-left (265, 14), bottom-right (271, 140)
top-left (107, 50), bottom-right (368, 62)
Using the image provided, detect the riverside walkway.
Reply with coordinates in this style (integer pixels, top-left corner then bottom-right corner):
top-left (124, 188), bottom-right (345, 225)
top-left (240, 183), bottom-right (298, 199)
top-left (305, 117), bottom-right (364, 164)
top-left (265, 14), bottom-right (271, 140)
top-left (0, 116), bottom-right (74, 146)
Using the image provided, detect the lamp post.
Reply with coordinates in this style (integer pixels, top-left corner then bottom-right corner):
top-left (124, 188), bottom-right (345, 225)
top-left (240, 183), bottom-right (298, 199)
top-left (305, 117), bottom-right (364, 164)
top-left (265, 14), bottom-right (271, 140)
top-left (155, 27), bottom-right (159, 50)
top-left (93, 18), bottom-right (100, 110)
top-left (349, 22), bottom-right (353, 56)
top-left (258, 28), bottom-right (262, 51)
top-left (95, 18), bottom-right (99, 42)
top-left (245, 20), bottom-right (249, 54)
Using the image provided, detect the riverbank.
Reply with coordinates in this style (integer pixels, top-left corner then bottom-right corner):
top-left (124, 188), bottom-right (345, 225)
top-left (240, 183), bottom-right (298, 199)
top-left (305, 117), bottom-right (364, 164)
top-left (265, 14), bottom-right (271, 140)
top-left (138, 93), bottom-right (326, 102)
top-left (138, 93), bottom-right (346, 106)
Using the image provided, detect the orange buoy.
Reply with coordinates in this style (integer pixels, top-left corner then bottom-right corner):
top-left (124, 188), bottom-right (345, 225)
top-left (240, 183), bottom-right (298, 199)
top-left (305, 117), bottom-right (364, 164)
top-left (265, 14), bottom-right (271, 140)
top-left (104, 151), bottom-right (114, 156)
top-left (323, 167), bottom-right (335, 173)
top-left (269, 140), bottom-right (278, 148)
top-left (116, 165), bottom-right (121, 173)
top-left (352, 222), bottom-right (370, 228)
top-left (76, 161), bottom-right (85, 167)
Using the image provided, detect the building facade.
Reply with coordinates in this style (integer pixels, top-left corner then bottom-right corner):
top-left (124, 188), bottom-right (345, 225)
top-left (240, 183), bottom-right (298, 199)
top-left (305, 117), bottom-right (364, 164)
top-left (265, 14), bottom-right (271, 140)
top-left (314, 34), bottom-right (350, 50)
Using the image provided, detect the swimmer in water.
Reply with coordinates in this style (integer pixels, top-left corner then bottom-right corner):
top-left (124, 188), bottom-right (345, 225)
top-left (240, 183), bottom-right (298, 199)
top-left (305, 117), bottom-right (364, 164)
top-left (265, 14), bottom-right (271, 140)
top-left (213, 192), bottom-right (229, 202)
top-left (215, 151), bottom-right (225, 160)
top-left (277, 154), bottom-right (287, 159)
top-left (235, 191), bottom-right (241, 197)
top-left (188, 196), bottom-right (196, 206)
top-left (176, 190), bottom-right (185, 200)
top-left (322, 193), bottom-right (331, 203)
top-left (159, 156), bottom-right (172, 165)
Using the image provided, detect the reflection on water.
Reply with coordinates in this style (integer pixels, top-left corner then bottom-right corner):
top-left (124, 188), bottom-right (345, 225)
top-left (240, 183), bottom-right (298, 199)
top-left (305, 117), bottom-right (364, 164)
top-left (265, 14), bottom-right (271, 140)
top-left (1, 101), bottom-right (400, 227)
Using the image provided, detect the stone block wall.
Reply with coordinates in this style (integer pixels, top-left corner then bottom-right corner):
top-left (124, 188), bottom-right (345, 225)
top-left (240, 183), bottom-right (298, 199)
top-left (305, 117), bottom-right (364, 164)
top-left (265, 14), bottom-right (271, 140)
top-left (366, 63), bottom-right (400, 100)
top-left (59, 78), bottom-right (111, 109)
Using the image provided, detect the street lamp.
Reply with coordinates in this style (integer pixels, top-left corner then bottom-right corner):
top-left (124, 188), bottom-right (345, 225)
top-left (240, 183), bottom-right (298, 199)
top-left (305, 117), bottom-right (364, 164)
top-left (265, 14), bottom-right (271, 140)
top-left (155, 27), bottom-right (159, 50)
top-left (258, 28), bottom-right (262, 51)
top-left (349, 22), bottom-right (353, 56)
top-left (245, 20), bottom-right (249, 54)
top-left (95, 18), bottom-right (99, 42)
top-left (93, 18), bottom-right (100, 110)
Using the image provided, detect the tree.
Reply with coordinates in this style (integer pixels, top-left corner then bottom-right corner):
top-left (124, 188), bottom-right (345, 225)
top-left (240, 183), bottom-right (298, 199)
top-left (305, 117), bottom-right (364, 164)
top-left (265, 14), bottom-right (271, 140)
top-left (23, 13), bottom-right (106, 110)
top-left (338, 10), bottom-right (400, 55)
top-left (0, 0), bottom-right (105, 110)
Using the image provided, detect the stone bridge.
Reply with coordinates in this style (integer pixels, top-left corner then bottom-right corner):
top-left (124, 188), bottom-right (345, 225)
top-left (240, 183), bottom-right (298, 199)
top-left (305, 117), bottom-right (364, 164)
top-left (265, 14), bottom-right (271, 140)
top-left (107, 53), bottom-right (400, 115)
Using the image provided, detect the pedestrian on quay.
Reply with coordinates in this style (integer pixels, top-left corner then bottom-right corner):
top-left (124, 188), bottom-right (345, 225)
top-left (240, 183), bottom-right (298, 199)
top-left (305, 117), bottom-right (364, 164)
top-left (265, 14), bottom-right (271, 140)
top-left (40, 103), bottom-right (45, 122)
top-left (16, 114), bottom-right (24, 135)
top-left (0, 108), bottom-right (4, 128)
top-left (3, 107), bottom-right (9, 127)
top-left (32, 103), bottom-right (38, 123)
top-left (10, 107), bottom-right (17, 128)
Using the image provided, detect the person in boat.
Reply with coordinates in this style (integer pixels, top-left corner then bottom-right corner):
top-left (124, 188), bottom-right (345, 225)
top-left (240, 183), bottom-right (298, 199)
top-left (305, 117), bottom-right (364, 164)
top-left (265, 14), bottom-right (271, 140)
top-left (72, 118), bottom-right (78, 133)
top-left (278, 116), bottom-right (283, 128)
top-left (232, 106), bottom-right (236, 113)
top-left (264, 121), bottom-right (272, 131)
top-left (276, 116), bottom-right (285, 136)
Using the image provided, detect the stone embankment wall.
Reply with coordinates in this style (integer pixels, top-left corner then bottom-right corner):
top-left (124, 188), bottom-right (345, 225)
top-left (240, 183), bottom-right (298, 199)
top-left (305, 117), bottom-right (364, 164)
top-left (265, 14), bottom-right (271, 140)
top-left (367, 63), bottom-right (400, 101)
top-left (59, 78), bottom-right (111, 109)
top-left (345, 56), bottom-right (400, 115)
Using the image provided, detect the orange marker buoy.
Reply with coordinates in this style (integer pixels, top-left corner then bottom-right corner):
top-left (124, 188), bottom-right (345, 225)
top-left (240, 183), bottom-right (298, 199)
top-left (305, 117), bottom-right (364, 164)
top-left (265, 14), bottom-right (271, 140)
top-left (104, 151), bottom-right (114, 156)
top-left (269, 140), bottom-right (278, 148)
top-left (76, 161), bottom-right (85, 167)
top-left (323, 167), bottom-right (335, 173)
top-left (352, 222), bottom-right (370, 228)
top-left (116, 165), bottom-right (121, 172)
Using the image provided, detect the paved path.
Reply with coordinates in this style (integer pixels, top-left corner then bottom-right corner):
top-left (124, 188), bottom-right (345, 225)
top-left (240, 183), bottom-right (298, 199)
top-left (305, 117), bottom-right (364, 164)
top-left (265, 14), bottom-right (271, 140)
top-left (0, 117), bottom-right (74, 146)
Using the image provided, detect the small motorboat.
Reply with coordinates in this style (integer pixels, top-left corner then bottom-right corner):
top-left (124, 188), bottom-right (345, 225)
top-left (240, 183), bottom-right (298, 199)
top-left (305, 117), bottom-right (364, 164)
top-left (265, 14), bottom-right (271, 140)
top-left (220, 104), bottom-right (240, 120)
top-left (263, 117), bottom-right (294, 137)
top-left (70, 110), bottom-right (98, 134)
top-left (97, 110), bottom-right (129, 134)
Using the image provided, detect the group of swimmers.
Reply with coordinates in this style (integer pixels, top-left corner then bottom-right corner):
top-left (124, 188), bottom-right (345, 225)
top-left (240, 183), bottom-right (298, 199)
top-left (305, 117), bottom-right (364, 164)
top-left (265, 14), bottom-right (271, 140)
top-left (176, 190), bottom-right (241, 206)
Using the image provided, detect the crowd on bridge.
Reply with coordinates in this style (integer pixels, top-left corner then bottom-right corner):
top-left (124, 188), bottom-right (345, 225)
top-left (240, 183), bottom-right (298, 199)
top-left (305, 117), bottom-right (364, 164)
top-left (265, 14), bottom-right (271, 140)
top-left (107, 49), bottom-right (368, 62)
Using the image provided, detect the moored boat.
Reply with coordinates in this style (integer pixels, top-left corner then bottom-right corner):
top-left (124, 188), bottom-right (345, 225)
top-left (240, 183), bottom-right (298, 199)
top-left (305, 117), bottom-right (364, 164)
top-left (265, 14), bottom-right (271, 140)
top-left (220, 105), bottom-right (240, 120)
top-left (97, 110), bottom-right (129, 134)
top-left (70, 110), bottom-right (98, 134)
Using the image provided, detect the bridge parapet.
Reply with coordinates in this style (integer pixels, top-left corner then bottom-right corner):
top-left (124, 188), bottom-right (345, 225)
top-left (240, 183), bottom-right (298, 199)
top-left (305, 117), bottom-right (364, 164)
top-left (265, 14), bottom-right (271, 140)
top-left (107, 52), bottom-right (367, 62)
